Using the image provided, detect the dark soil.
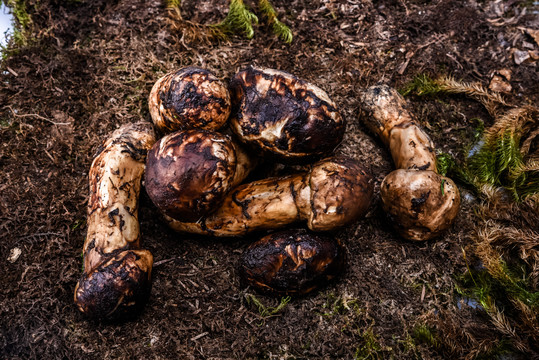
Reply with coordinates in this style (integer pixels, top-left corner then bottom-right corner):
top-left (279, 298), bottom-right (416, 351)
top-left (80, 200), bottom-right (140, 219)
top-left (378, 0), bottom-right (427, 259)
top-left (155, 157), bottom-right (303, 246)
top-left (1, 0), bottom-right (538, 359)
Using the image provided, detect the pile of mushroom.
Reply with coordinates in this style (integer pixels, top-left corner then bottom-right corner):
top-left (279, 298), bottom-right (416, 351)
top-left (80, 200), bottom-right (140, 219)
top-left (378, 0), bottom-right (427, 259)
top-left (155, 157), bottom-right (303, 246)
top-left (76, 67), bottom-right (462, 321)
top-left (359, 85), bottom-right (460, 241)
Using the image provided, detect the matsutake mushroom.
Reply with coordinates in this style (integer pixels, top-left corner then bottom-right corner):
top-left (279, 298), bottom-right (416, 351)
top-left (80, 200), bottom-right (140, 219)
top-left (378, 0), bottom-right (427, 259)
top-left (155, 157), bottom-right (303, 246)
top-left (74, 122), bottom-right (156, 320)
top-left (165, 156), bottom-right (373, 237)
top-left (359, 85), bottom-right (460, 241)
top-left (229, 66), bottom-right (346, 162)
top-left (148, 67), bottom-right (231, 134)
top-left (145, 129), bottom-right (255, 222)
top-left (239, 229), bottom-right (346, 296)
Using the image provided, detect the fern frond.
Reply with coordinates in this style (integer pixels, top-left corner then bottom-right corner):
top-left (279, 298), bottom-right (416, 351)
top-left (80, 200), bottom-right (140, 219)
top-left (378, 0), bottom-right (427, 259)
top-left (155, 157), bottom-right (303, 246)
top-left (258, 0), bottom-right (293, 43)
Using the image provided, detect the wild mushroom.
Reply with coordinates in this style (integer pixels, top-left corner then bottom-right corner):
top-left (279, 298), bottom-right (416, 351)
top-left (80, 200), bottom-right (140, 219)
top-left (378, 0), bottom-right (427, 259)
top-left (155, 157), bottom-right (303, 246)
top-left (148, 67), bottom-right (231, 134)
top-left (229, 66), bottom-right (346, 162)
top-left (359, 85), bottom-right (460, 241)
top-left (74, 121), bottom-right (156, 320)
top-left (145, 129), bottom-right (256, 222)
top-left (165, 156), bottom-right (373, 237)
top-left (239, 229), bottom-right (346, 296)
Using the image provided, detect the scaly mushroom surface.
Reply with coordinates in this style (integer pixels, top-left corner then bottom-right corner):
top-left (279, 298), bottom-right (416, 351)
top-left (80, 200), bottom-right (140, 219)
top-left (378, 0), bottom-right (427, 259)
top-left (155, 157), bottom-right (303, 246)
top-left (145, 129), bottom-right (255, 222)
top-left (149, 67), bottom-right (231, 134)
top-left (240, 229), bottom-right (346, 296)
top-left (229, 66), bottom-right (345, 161)
top-left (74, 121), bottom-right (156, 320)
top-left (359, 85), bottom-right (460, 241)
top-left (165, 156), bottom-right (373, 236)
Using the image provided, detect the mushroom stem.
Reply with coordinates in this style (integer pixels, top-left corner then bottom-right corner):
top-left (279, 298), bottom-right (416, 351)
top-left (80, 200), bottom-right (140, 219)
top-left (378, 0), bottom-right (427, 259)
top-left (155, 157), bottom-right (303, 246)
top-left (74, 122), bottom-right (156, 320)
top-left (359, 85), bottom-right (460, 241)
top-left (165, 156), bottom-right (373, 236)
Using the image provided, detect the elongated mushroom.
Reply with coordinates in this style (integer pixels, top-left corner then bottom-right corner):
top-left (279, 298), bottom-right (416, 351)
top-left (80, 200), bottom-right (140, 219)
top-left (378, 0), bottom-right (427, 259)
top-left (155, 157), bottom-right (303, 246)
top-left (229, 66), bottom-right (346, 161)
top-left (240, 229), bottom-right (346, 296)
top-left (145, 129), bottom-right (256, 222)
top-left (359, 85), bottom-right (460, 241)
top-left (148, 67), bottom-right (231, 134)
top-left (74, 121), bottom-right (156, 320)
top-left (165, 156), bottom-right (373, 237)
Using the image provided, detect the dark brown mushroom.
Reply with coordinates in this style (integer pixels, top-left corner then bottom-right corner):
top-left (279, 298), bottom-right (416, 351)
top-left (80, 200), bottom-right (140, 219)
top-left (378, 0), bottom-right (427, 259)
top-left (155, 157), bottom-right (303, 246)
top-left (148, 67), bottom-right (231, 134)
top-left (229, 66), bottom-right (345, 162)
top-left (239, 229), bottom-right (346, 296)
top-left (165, 156), bottom-right (373, 236)
top-left (359, 84), bottom-right (460, 241)
top-left (74, 121), bottom-right (156, 320)
top-left (144, 129), bottom-right (256, 222)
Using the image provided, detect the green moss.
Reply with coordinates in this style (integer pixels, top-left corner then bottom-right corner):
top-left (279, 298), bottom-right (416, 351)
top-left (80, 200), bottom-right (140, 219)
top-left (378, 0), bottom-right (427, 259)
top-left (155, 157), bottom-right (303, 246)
top-left (354, 329), bottom-right (392, 360)
top-left (245, 294), bottom-right (290, 319)
top-left (399, 73), bottom-right (444, 97)
top-left (456, 259), bottom-right (538, 314)
top-left (258, 0), bottom-right (292, 43)
top-left (412, 324), bottom-right (439, 348)
top-left (2, 0), bottom-right (32, 46)
top-left (212, 0), bottom-right (258, 39)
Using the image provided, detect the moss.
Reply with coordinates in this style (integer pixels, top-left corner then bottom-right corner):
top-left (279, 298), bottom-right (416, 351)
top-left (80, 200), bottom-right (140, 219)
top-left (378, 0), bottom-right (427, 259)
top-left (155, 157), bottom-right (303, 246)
top-left (2, 0), bottom-right (33, 47)
top-left (412, 324), bottom-right (439, 348)
top-left (258, 0), bottom-right (293, 43)
top-left (245, 293), bottom-right (291, 320)
top-left (354, 329), bottom-right (392, 360)
top-left (212, 0), bottom-right (258, 39)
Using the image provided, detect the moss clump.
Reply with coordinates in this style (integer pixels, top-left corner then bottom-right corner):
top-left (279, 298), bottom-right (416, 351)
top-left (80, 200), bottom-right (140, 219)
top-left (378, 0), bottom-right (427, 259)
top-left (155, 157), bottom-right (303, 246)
top-left (1, 0), bottom-right (33, 48)
top-left (258, 0), bottom-right (292, 43)
top-left (166, 0), bottom-right (292, 43)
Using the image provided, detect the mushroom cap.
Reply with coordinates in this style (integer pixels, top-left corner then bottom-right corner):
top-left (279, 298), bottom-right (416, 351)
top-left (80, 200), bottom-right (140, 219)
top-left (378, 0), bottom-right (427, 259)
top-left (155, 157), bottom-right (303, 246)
top-left (74, 250), bottom-right (153, 321)
top-left (229, 67), bottom-right (345, 161)
top-left (307, 156), bottom-right (374, 231)
top-left (145, 129), bottom-right (238, 222)
top-left (359, 84), bottom-right (414, 146)
top-left (148, 67), bottom-right (231, 134)
top-left (380, 169), bottom-right (460, 241)
top-left (239, 229), bottom-right (346, 296)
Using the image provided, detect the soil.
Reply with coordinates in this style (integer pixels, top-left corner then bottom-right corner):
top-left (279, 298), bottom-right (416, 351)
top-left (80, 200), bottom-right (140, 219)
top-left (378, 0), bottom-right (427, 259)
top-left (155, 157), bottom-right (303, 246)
top-left (0, 0), bottom-right (538, 359)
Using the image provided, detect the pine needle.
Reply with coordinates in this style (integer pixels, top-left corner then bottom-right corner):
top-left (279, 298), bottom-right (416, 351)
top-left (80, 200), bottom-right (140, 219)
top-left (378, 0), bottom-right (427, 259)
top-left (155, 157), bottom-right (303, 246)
top-left (258, 0), bottom-right (293, 43)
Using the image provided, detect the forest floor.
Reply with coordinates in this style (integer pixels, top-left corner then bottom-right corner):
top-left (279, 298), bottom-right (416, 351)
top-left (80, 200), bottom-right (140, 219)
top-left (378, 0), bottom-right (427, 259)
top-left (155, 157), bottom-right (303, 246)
top-left (0, 0), bottom-right (538, 359)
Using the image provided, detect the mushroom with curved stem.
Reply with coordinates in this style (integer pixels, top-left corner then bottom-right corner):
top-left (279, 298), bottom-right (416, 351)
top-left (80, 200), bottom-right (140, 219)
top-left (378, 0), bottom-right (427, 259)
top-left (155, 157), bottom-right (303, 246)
top-left (148, 67), bottom-right (231, 134)
top-left (359, 85), bottom-right (460, 241)
top-left (74, 121), bottom-right (156, 320)
top-left (229, 66), bottom-right (346, 162)
top-left (165, 156), bottom-right (373, 237)
top-left (239, 229), bottom-right (346, 296)
top-left (145, 129), bottom-right (256, 222)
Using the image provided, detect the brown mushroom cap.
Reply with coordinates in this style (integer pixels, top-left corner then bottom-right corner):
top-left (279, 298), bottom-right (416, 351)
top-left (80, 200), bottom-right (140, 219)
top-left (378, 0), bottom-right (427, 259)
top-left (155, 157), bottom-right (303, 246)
top-left (229, 66), bottom-right (345, 161)
top-left (145, 129), bottom-right (239, 222)
top-left (74, 250), bottom-right (153, 320)
top-left (239, 229), bottom-right (346, 296)
top-left (148, 67), bottom-right (231, 134)
top-left (307, 157), bottom-right (374, 231)
top-left (380, 169), bottom-right (460, 241)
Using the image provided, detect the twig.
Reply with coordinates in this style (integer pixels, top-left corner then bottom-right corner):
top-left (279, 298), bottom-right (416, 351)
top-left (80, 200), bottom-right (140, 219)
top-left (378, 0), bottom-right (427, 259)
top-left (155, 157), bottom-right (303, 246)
top-left (6, 106), bottom-right (70, 126)
top-left (153, 257), bottom-right (180, 267)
